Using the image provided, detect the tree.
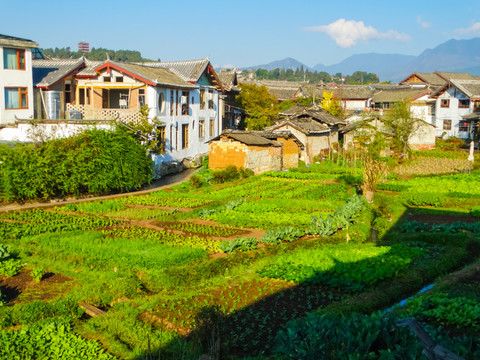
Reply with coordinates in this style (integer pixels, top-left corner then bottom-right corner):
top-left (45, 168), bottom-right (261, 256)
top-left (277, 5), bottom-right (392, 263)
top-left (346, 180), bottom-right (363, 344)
top-left (320, 91), bottom-right (343, 117)
top-left (382, 101), bottom-right (420, 157)
top-left (362, 131), bottom-right (389, 202)
top-left (124, 105), bottom-right (164, 153)
top-left (236, 83), bottom-right (279, 130)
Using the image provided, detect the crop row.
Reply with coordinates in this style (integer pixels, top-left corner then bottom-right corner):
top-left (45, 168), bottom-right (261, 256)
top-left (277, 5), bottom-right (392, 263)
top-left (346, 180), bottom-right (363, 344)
top-left (102, 226), bottom-right (223, 252)
top-left (161, 222), bottom-right (243, 237)
top-left (117, 195), bottom-right (214, 208)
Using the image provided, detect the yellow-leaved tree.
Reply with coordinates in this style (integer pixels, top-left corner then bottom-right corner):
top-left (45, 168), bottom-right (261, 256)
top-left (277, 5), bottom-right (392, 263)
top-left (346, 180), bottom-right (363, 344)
top-left (321, 91), bottom-right (343, 117)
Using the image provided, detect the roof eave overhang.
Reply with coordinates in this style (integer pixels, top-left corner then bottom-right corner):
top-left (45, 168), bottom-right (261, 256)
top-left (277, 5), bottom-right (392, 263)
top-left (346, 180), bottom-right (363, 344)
top-left (94, 62), bottom-right (157, 86)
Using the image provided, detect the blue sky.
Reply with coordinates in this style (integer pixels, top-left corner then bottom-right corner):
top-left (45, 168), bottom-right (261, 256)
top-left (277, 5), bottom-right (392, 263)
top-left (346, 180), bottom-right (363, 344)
top-left (2, 0), bottom-right (480, 69)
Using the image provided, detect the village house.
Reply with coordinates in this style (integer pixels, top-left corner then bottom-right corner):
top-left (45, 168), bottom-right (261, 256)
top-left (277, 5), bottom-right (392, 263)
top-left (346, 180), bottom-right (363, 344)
top-left (208, 130), bottom-right (284, 174)
top-left (269, 105), bottom-right (345, 164)
top-left (0, 34), bottom-right (39, 127)
top-left (25, 55), bottom-right (224, 176)
top-left (217, 69), bottom-right (241, 129)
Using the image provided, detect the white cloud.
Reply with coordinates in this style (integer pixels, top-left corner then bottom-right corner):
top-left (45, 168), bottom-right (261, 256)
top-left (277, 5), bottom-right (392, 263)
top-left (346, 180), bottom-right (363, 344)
top-left (305, 19), bottom-right (410, 48)
top-left (456, 22), bottom-right (480, 36)
top-left (416, 16), bottom-right (431, 29)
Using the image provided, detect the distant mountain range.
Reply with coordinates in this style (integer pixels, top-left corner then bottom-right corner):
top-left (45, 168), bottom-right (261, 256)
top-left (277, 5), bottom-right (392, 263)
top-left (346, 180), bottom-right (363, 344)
top-left (242, 38), bottom-right (480, 82)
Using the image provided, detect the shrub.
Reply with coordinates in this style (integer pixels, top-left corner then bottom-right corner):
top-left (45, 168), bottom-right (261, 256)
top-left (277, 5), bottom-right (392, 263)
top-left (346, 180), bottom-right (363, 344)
top-left (30, 268), bottom-right (45, 282)
top-left (0, 126), bottom-right (152, 202)
top-left (212, 165), bottom-right (241, 184)
top-left (190, 174), bottom-right (204, 188)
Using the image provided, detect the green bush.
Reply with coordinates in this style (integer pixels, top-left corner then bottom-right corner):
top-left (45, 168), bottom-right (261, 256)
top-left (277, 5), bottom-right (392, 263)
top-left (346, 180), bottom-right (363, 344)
top-left (0, 126), bottom-right (152, 202)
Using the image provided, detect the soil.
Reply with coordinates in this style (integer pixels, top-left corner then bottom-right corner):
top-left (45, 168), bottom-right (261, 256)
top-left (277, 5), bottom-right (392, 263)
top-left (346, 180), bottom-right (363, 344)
top-left (0, 269), bottom-right (73, 304)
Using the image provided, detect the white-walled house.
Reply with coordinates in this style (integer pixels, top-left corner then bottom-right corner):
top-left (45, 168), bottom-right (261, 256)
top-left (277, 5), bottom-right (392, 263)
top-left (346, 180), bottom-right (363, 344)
top-left (29, 57), bottom-right (224, 176)
top-left (0, 34), bottom-right (38, 126)
top-left (432, 78), bottom-right (480, 139)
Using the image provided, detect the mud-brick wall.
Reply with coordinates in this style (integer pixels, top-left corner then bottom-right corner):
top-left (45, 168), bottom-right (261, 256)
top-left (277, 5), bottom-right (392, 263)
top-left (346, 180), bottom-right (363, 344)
top-left (208, 139), bottom-right (247, 170)
top-left (245, 146), bottom-right (282, 174)
top-left (276, 138), bottom-right (299, 169)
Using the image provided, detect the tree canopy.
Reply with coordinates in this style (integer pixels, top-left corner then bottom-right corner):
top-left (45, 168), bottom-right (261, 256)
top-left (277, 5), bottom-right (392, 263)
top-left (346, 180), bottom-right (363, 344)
top-left (345, 71), bottom-right (379, 85)
top-left (382, 101), bottom-right (420, 156)
top-left (41, 47), bottom-right (154, 62)
top-left (236, 83), bottom-right (279, 130)
top-left (320, 91), bottom-right (343, 117)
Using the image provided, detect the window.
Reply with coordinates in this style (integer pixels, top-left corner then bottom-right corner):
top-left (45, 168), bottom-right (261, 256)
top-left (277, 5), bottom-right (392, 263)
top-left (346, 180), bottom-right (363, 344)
top-left (3, 48), bottom-right (25, 70)
top-left (441, 99), bottom-right (450, 108)
top-left (5, 87), bottom-right (28, 109)
top-left (200, 89), bottom-right (205, 109)
top-left (209, 118), bottom-right (215, 136)
top-left (208, 90), bottom-right (214, 109)
top-left (64, 82), bottom-right (71, 103)
top-left (103, 76), bottom-right (111, 82)
top-left (158, 92), bottom-right (165, 113)
top-left (138, 89), bottom-right (145, 107)
top-left (170, 125), bottom-right (173, 152)
top-left (115, 76), bottom-right (123, 83)
top-left (199, 120), bottom-right (205, 138)
top-left (443, 119), bottom-right (452, 130)
top-left (459, 99), bottom-right (470, 108)
top-left (182, 124), bottom-right (189, 149)
top-left (459, 121), bottom-right (469, 132)
top-left (157, 126), bottom-right (166, 154)
top-left (181, 91), bottom-right (190, 115)
top-left (170, 90), bottom-right (174, 116)
top-left (176, 91), bottom-right (180, 116)
top-left (175, 126), bottom-right (178, 150)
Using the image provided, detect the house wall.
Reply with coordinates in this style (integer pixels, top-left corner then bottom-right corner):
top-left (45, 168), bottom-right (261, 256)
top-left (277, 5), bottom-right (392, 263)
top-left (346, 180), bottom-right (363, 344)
top-left (269, 124), bottom-right (308, 163)
top-left (435, 87), bottom-right (471, 139)
top-left (408, 122), bottom-right (436, 150)
top-left (208, 138), bottom-right (247, 170)
top-left (0, 120), bottom-right (113, 142)
top-left (153, 85), bottom-right (221, 167)
top-left (341, 99), bottom-right (368, 111)
top-left (276, 138), bottom-right (299, 169)
top-left (0, 45), bottom-right (35, 125)
top-left (307, 135), bottom-right (330, 162)
top-left (245, 145), bottom-right (282, 174)
top-left (410, 96), bottom-right (434, 125)
top-left (208, 138), bottom-right (282, 175)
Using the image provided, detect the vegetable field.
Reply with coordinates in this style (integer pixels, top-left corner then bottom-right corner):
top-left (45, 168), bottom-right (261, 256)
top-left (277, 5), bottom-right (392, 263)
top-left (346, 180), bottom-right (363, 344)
top-left (1, 158), bottom-right (479, 359)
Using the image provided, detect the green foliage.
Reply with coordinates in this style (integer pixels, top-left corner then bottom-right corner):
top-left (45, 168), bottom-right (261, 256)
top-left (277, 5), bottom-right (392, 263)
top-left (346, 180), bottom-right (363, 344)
top-left (11, 299), bottom-right (84, 325)
top-left (308, 195), bottom-right (365, 236)
top-left (345, 71), bottom-right (379, 85)
top-left (261, 226), bottom-right (304, 245)
top-left (41, 46), bottom-right (153, 62)
top-left (398, 292), bottom-right (480, 332)
top-left (401, 192), bottom-right (446, 207)
top-left (382, 101), bottom-right (421, 155)
top-left (399, 220), bottom-right (480, 233)
top-left (0, 318), bottom-right (115, 359)
top-left (0, 126), bottom-right (152, 201)
top-left (0, 258), bottom-right (23, 277)
top-left (254, 66), bottom-right (331, 83)
top-left (258, 243), bottom-right (424, 291)
top-left (275, 312), bottom-right (421, 359)
top-left (30, 267), bottom-right (45, 282)
top-left (220, 237), bottom-right (258, 253)
top-left (320, 91), bottom-right (343, 117)
top-left (236, 83), bottom-right (279, 130)
top-left (124, 105), bottom-right (164, 153)
top-left (60, 199), bottom-right (126, 214)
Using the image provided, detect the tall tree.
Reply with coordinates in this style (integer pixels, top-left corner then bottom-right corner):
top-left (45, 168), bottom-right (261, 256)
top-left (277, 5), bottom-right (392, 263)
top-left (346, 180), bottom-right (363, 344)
top-left (382, 101), bottom-right (420, 156)
top-left (236, 83), bottom-right (279, 130)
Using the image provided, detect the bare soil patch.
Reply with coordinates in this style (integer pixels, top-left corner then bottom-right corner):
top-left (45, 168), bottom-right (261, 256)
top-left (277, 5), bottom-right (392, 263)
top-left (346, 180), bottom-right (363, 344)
top-left (0, 269), bottom-right (73, 304)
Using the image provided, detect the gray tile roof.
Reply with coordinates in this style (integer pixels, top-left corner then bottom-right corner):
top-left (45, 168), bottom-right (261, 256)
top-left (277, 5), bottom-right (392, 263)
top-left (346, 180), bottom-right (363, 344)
top-left (0, 34), bottom-right (38, 47)
top-left (210, 130), bottom-right (281, 146)
top-left (109, 61), bottom-right (197, 88)
top-left (269, 118), bottom-right (330, 135)
top-left (372, 88), bottom-right (429, 103)
top-left (280, 105), bottom-right (346, 125)
top-left (435, 71), bottom-right (477, 81)
top-left (450, 79), bottom-right (480, 99)
top-left (217, 70), bottom-right (238, 90)
top-left (33, 58), bottom-right (104, 87)
top-left (138, 58), bottom-right (210, 82)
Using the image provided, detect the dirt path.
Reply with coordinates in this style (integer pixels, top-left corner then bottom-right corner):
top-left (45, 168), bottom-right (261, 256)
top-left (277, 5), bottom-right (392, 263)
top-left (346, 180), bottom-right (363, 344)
top-left (0, 168), bottom-right (199, 213)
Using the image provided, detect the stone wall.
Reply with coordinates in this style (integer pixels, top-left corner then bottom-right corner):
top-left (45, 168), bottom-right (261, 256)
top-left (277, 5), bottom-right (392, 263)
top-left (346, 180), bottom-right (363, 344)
top-left (245, 146), bottom-right (282, 174)
top-left (276, 138), bottom-right (299, 169)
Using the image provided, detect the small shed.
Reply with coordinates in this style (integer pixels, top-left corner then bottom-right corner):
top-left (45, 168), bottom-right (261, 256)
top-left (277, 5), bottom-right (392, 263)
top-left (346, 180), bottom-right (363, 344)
top-left (208, 130), bottom-right (283, 174)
